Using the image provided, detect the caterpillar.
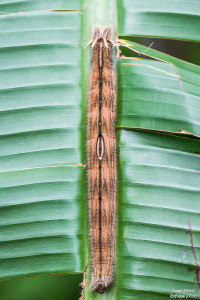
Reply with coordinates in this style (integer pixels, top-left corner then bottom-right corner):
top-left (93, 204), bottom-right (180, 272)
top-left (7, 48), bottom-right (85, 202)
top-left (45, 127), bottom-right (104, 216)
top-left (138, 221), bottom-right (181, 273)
top-left (87, 27), bottom-right (117, 294)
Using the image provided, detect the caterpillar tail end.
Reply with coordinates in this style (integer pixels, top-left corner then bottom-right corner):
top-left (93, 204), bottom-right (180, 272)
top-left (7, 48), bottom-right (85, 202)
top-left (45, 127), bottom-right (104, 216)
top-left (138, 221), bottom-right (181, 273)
top-left (95, 282), bottom-right (106, 294)
top-left (90, 276), bottom-right (109, 294)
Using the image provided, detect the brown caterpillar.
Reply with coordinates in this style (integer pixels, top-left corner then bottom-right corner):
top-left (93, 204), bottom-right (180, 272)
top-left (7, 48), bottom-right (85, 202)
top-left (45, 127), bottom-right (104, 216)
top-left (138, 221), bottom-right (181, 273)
top-left (87, 27), bottom-right (117, 294)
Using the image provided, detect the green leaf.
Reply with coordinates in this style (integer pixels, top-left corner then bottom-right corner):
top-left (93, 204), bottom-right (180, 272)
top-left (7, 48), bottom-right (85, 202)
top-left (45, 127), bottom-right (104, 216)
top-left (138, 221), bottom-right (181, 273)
top-left (115, 38), bottom-right (200, 299)
top-left (0, 10), bottom-right (86, 279)
top-left (0, 0), bottom-right (83, 13)
top-left (118, 129), bottom-right (200, 299)
top-left (117, 41), bottom-right (200, 136)
top-left (118, 0), bottom-right (200, 41)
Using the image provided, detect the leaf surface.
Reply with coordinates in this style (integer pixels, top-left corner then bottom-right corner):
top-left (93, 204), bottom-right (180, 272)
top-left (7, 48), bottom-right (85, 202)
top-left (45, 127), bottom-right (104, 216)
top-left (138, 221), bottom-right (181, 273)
top-left (0, 10), bottom-right (86, 279)
top-left (118, 0), bottom-right (200, 41)
top-left (117, 41), bottom-right (200, 136)
top-left (117, 129), bottom-right (200, 299)
top-left (0, 0), bottom-right (82, 13)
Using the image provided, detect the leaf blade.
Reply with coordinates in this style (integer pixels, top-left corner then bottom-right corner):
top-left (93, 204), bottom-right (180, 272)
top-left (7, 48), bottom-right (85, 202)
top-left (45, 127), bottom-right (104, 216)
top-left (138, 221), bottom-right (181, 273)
top-left (0, 10), bottom-right (86, 279)
top-left (117, 129), bottom-right (200, 299)
top-left (118, 0), bottom-right (200, 41)
top-left (117, 41), bottom-right (200, 135)
top-left (0, 0), bottom-right (83, 13)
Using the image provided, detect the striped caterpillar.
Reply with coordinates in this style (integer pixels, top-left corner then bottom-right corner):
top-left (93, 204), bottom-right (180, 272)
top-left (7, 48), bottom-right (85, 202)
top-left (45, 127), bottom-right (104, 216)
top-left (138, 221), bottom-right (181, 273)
top-left (87, 27), bottom-right (117, 294)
